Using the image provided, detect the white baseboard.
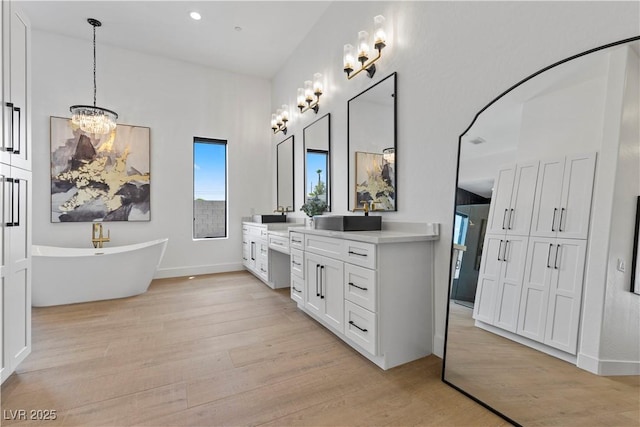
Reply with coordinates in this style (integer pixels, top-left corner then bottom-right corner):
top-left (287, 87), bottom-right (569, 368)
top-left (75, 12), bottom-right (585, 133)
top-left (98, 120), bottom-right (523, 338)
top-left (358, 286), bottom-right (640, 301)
top-left (154, 262), bottom-right (244, 279)
top-left (578, 353), bottom-right (640, 376)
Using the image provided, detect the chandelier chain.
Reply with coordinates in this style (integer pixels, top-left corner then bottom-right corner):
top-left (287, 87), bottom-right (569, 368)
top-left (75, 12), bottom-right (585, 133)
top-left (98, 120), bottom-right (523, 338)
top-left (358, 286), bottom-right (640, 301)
top-left (93, 23), bottom-right (97, 107)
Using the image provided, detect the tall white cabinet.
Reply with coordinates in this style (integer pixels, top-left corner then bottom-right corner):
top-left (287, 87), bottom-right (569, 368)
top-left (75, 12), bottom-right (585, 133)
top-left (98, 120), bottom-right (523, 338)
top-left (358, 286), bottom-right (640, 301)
top-left (474, 153), bottom-right (595, 357)
top-left (1, 0), bottom-right (31, 385)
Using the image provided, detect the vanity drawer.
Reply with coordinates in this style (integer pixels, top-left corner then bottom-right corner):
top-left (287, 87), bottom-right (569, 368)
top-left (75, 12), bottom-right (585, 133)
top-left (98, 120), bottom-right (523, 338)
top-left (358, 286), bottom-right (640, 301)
top-left (344, 240), bottom-right (376, 269)
top-left (257, 241), bottom-right (269, 258)
top-left (344, 263), bottom-right (377, 312)
top-left (256, 257), bottom-right (269, 281)
top-left (304, 234), bottom-right (344, 259)
top-left (260, 229), bottom-right (269, 239)
top-left (290, 248), bottom-right (304, 278)
top-left (268, 234), bottom-right (289, 254)
top-left (290, 232), bottom-right (304, 250)
top-left (345, 300), bottom-right (377, 356)
top-left (291, 274), bottom-right (304, 305)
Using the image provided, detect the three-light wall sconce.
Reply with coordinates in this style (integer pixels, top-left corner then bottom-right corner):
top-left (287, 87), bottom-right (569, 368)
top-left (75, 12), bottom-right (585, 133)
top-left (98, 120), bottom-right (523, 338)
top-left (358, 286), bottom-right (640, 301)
top-left (343, 15), bottom-right (386, 79)
top-left (297, 73), bottom-right (323, 114)
top-left (271, 105), bottom-right (289, 135)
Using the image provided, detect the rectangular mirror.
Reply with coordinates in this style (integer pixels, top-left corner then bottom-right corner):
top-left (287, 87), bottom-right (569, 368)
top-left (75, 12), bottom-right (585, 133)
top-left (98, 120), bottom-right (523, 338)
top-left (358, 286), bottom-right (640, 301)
top-left (348, 72), bottom-right (396, 211)
top-left (304, 113), bottom-right (331, 211)
top-left (276, 135), bottom-right (294, 211)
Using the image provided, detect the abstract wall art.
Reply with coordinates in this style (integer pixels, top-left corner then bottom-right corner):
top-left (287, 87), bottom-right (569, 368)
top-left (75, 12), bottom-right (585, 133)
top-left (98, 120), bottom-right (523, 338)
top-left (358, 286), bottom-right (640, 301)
top-left (354, 151), bottom-right (395, 211)
top-left (50, 116), bottom-right (150, 222)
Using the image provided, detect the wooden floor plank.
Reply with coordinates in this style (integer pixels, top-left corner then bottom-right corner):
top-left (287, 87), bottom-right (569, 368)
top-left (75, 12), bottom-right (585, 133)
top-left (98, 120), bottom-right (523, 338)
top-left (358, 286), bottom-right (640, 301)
top-left (3, 271), bottom-right (634, 426)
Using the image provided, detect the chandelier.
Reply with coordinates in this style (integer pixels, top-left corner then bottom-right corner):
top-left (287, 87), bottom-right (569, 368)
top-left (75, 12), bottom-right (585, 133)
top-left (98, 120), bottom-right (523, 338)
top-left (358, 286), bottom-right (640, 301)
top-left (70, 18), bottom-right (118, 135)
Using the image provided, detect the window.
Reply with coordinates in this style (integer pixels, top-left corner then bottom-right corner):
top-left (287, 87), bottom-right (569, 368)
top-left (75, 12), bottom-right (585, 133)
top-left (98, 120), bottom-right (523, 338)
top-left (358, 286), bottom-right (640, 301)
top-left (193, 138), bottom-right (227, 239)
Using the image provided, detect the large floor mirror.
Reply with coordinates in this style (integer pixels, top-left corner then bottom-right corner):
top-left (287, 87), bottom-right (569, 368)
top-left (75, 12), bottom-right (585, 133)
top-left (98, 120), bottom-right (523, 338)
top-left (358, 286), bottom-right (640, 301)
top-left (444, 37), bottom-right (640, 426)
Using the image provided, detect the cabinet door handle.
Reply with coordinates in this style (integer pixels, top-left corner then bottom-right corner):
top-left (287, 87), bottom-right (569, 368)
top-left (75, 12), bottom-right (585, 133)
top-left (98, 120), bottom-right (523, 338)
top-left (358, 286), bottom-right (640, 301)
top-left (320, 265), bottom-right (325, 299)
top-left (271, 241), bottom-right (284, 246)
top-left (508, 208), bottom-right (514, 230)
top-left (250, 242), bottom-right (255, 260)
top-left (497, 240), bottom-right (503, 261)
top-left (292, 285), bottom-right (302, 293)
top-left (4, 102), bottom-right (13, 152)
top-left (12, 106), bottom-right (21, 155)
top-left (502, 209), bottom-right (508, 230)
top-left (5, 178), bottom-right (14, 227)
top-left (349, 320), bottom-right (368, 333)
top-left (348, 250), bottom-right (367, 257)
top-left (316, 264), bottom-right (320, 297)
top-left (559, 208), bottom-right (565, 232)
top-left (554, 244), bottom-right (561, 269)
top-left (546, 243), bottom-right (553, 268)
top-left (552, 208), bottom-right (558, 232)
top-left (348, 282), bottom-right (368, 291)
top-left (503, 240), bottom-right (509, 262)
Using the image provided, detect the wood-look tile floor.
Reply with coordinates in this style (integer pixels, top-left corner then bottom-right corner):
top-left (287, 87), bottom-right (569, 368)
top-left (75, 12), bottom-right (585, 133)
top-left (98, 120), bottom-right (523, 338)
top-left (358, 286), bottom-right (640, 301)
top-left (445, 302), bottom-right (640, 427)
top-left (1, 272), bottom-right (508, 427)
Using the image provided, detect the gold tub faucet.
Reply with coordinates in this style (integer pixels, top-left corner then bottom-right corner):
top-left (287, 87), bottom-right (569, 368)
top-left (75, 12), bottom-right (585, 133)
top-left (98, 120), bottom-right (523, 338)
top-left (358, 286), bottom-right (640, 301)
top-left (91, 223), bottom-right (110, 248)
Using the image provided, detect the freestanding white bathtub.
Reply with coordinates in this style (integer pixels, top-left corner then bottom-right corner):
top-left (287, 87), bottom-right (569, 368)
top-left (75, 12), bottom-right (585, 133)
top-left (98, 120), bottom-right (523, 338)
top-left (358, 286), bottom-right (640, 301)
top-left (32, 238), bottom-right (168, 307)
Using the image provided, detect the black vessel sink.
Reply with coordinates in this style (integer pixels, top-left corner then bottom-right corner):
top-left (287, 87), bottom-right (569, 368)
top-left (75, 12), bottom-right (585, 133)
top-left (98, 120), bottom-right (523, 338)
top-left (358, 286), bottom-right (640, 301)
top-left (252, 214), bottom-right (287, 223)
top-left (313, 215), bottom-right (382, 231)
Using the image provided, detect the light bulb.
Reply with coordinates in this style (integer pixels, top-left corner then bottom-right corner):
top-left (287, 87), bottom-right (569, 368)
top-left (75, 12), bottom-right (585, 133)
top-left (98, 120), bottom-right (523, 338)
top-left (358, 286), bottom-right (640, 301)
top-left (276, 109), bottom-right (283, 126)
top-left (313, 73), bottom-right (323, 96)
top-left (271, 114), bottom-right (278, 130)
top-left (297, 88), bottom-right (305, 108)
top-left (357, 30), bottom-right (370, 62)
top-left (304, 80), bottom-right (313, 103)
top-left (280, 105), bottom-right (289, 122)
top-left (374, 15), bottom-right (386, 48)
top-left (343, 44), bottom-right (355, 73)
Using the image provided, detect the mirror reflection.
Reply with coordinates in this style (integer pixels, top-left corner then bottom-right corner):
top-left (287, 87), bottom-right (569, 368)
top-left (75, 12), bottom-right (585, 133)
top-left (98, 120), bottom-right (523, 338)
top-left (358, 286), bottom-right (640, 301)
top-left (303, 113), bottom-right (331, 211)
top-left (276, 136), bottom-right (294, 211)
top-left (445, 39), bottom-right (640, 425)
top-left (348, 72), bottom-right (396, 211)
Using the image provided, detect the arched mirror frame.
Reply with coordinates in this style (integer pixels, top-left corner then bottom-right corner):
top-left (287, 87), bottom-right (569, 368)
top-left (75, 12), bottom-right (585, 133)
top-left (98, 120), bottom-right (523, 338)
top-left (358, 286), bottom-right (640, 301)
top-left (276, 135), bottom-right (294, 212)
top-left (303, 113), bottom-right (331, 212)
top-left (442, 35), bottom-right (640, 426)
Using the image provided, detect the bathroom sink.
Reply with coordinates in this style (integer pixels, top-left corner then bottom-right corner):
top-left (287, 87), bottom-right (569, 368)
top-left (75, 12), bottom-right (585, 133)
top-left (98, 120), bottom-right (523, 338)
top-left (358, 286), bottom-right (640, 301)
top-left (252, 214), bottom-right (287, 223)
top-left (313, 215), bottom-right (382, 231)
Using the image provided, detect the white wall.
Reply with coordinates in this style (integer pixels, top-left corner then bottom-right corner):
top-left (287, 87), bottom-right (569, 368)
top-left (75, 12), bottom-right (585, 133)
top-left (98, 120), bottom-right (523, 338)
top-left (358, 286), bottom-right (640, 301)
top-left (270, 0), bottom-right (640, 357)
top-left (600, 46), bottom-right (640, 373)
top-left (31, 31), bottom-right (272, 277)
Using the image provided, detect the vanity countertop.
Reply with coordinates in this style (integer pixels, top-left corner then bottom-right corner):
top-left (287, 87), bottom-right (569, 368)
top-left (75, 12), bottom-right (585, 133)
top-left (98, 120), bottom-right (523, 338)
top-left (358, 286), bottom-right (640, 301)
top-left (292, 222), bottom-right (440, 244)
top-left (242, 221), bottom-right (304, 231)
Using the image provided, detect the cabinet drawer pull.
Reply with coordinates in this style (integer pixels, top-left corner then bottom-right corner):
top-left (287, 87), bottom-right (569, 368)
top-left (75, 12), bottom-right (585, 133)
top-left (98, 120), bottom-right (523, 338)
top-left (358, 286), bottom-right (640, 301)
top-left (291, 239), bottom-right (302, 244)
top-left (292, 286), bottom-right (302, 293)
top-left (291, 260), bottom-right (301, 266)
top-left (243, 256), bottom-right (248, 261)
top-left (260, 268), bottom-right (267, 273)
top-left (348, 282), bottom-right (368, 291)
top-left (320, 265), bottom-right (325, 299)
top-left (503, 240), bottom-right (509, 262)
top-left (559, 208), bottom-right (565, 232)
top-left (348, 250), bottom-right (367, 257)
top-left (271, 241), bottom-right (284, 246)
top-left (497, 240), bottom-right (503, 261)
top-left (502, 209), bottom-right (508, 230)
top-left (552, 208), bottom-right (558, 231)
top-left (508, 208), bottom-right (514, 230)
top-left (316, 264), bottom-right (320, 297)
top-left (554, 244), bottom-right (561, 269)
top-left (349, 320), bottom-right (368, 333)
top-left (546, 243), bottom-right (553, 268)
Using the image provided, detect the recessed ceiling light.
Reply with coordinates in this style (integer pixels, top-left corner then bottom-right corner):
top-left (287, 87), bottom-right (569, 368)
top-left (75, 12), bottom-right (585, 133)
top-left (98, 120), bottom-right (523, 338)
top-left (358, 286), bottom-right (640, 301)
top-left (190, 12), bottom-right (201, 21)
top-left (234, 26), bottom-right (242, 32)
top-left (468, 137), bottom-right (486, 145)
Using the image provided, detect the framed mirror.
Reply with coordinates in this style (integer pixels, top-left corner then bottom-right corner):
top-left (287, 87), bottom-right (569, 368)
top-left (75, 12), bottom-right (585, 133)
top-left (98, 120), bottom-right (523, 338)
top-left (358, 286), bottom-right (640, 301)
top-left (444, 37), bottom-right (640, 425)
top-left (276, 135), bottom-right (294, 211)
top-left (303, 113), bottom-right (331, 211)
top-left (348, 72), bottom-right (396, 212)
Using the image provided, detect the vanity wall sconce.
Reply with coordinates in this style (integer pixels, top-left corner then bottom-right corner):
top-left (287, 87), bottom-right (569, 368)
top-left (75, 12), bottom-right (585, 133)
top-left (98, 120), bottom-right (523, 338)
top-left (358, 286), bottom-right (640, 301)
top-left (343, 15), bottom-right (386, 79)
top-left (297, 73), bottom-right (323, 114)
top-left (271, 104), bottom-right (289, 135)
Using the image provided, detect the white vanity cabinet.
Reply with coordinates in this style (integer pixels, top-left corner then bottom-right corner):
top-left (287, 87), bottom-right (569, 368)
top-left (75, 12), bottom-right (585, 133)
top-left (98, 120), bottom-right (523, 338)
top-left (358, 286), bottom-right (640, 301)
top-left (290, 227), bottom-right (438, 370)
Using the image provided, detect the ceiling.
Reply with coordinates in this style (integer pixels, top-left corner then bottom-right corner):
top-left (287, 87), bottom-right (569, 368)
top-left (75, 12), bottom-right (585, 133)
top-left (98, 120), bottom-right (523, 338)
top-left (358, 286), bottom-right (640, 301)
top-left (17, 0), bottom-right (333, 79)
